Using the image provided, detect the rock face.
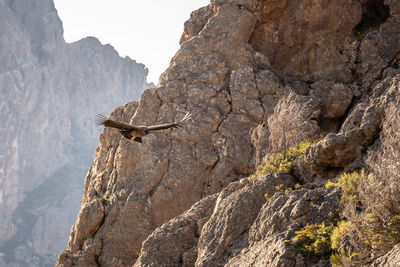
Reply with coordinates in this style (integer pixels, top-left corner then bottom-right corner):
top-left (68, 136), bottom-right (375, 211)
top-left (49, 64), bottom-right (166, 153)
top-left (371, 244), bottom-right (400, 267)
top-left (0, 0), bottom-right (151, 266)
top-left (58, 0), bottom-right (400, 266)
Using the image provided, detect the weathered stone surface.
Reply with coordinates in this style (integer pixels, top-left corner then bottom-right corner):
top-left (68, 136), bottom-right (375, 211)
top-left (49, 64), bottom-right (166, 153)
top-left (267, 92), bottom-right (321, 153)
top-left (358, 15), bottom-right (400, 86)
top-left (310, 81), bottom-right (356, 120)
top-left (142, 180), bottom-right (339, 267)
top-left (386, 0), bottom-right (400, 15)
top-left (250, 123), bottom-right (270, 165)
top-left (57, 238), bottom-right (102, 267)
top-left (293, 74), bottom-right (400, 182)
top-left (226, 187), bottom-right (340, 267)
top-left (134, 194), bottom-right (218, 267)
top-left (230, 67), bottom-right (264, 123)
top-left (339, 101), bottom-right (368, 133)
top-left (180, 5), bottom-right (214, 44)
top-left (370, 244), bottom-right (400, 267)
top-left (212, 0), bottom-right (260, 12)
top-left (250, 0), bottom-right (362, 82)
top-left (196, 174), bottom-right (296, 266)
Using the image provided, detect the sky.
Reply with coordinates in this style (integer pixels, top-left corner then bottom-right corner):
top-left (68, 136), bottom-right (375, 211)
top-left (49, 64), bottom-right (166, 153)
top-left (53, 0), bottom-right (210, 85)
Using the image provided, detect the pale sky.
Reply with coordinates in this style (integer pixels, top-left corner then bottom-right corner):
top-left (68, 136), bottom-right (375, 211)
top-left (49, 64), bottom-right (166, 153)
top-left (53, 0), bottom-right (210, 85)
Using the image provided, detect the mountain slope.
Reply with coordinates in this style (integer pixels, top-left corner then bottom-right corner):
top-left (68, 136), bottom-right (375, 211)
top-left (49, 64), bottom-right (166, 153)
top-left (0, 0), bottom-right (151, 266)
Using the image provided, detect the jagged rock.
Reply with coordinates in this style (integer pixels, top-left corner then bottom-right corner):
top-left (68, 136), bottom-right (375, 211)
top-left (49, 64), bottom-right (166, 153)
top-left (68, 200), bottom-right (105, 253)
top-left (212, 0), bottom-right (260, 12)
top-left (134, 194), bottom-right (218, 267)
top-left (141, 179), bottom-right (339, 267)
top-left (252, 77), bottom-right (359, 158)
top-left (180, 5), bottom-right (214, 44)
top-left (267, 92), bottom-right (321, 153)
top-left (250, 123), bottom-right (270, 165)
top-left (310, 81), bottom-right (356, 120)
top-left (226, 187), bottom-right (340, 266)
top-left (339, 101), bottom-right (368, 133)
top-left (134, 173), bottom-right (296, 267)
top-left (58, 3), bottom-right (262, 265)
top-left (196, 174), bottom-right (296, 266)
top-left (358, 15), bottom-right (400, 86)
top-left (370, 244), bottom-right (400, 267)
top-left (58, 238), bottom-right (102, 267)
top-left (293, 74), bottom-right (400, 182)
top-left (386, 0), bottom-right (400, 15)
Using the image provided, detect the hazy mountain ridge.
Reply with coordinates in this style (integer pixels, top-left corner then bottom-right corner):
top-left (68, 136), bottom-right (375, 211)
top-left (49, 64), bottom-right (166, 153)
top-left (0, 0), bottom-right (151, 266)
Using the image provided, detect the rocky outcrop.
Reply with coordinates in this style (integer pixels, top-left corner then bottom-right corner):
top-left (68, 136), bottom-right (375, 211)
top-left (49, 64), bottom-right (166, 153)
top-left (371, 244), bottom-right (400, 267)
top-left (133, 174), bottom-right (340, 267)
top-left (225, 186), bottom-right (340, 267)
top-left (58, 0), bottom-right (400, 266)
top-left (0, 0), bottom-right (151, 266)
top-left (293, 71), bottom-right (400, 183)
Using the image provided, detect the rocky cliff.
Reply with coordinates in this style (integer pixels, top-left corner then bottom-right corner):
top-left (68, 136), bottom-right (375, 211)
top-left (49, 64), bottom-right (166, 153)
top-left (57, 0), bottom-right (400, 266)
top-left (0, 0), bottom-right (151, 266)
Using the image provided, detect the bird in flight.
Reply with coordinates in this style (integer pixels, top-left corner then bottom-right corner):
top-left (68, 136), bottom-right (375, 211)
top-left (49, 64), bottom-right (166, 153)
top-left (96, 112), bottom-right (191, 143)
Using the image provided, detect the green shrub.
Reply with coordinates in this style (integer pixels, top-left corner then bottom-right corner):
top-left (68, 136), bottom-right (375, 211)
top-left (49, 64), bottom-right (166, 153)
top-left (337, 170), bottom-right (365, 203)
top-left (294, 222), bottom-right (334, 258)
top-left (257, 139), bottom-right (315, 175)
top-left (364, 214), bottom-right (400, 249)
top-left (331, 220), bottom-right (354, 251)
top-left (325, 179), bottom-right (339, 189)
top-left (330, 253), bottom-right (342, 267)
top-left (329, 220), bottom-right (357, 266)
top-left (324, 104), bottom-right (400, 264)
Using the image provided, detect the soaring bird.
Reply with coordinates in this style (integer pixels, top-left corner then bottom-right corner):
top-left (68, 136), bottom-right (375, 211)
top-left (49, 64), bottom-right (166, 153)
top-left (96, 112), bottom-right (191, 143)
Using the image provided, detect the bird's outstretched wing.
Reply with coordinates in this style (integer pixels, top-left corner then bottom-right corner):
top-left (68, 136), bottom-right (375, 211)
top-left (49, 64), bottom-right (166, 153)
top-left (96, 114), bottom-right (142, 131)
top-left (147, 112), bottom-right (192, 132)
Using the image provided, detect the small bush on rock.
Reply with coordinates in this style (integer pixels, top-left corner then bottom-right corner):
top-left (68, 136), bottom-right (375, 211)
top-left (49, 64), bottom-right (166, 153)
top-left (334, 104), bottom-right (400, 263)
top-left (257, 139), bottom-right (315, 175)
top-left (294, 222), bottom-right (334, 258)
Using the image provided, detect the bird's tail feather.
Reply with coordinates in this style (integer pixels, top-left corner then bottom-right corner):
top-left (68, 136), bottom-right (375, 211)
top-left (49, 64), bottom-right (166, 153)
top-left (177, 112), bottom-right (192, 124)
top-left (95, 114), bottom-right (108, 126)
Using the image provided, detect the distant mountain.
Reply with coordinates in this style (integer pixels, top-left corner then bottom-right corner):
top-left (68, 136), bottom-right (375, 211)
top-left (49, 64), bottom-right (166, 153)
top-left (0, 0), bottom-right (152, 266)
